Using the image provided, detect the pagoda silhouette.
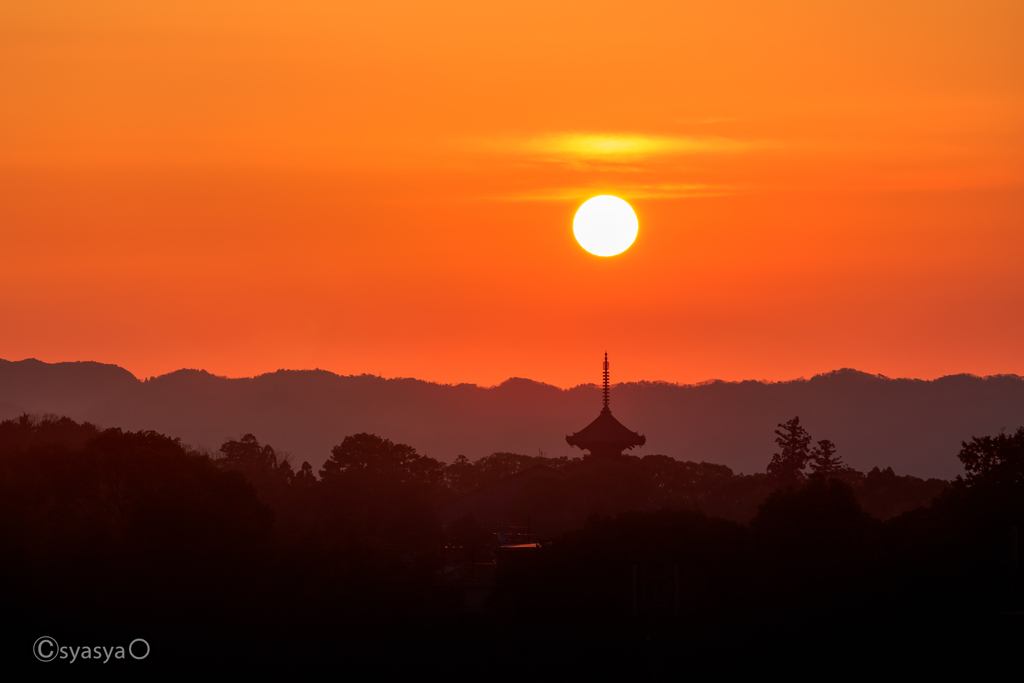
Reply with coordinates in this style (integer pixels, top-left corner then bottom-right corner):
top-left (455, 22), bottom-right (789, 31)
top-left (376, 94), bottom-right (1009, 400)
top-left (566, 353), bottom-right (646, 457)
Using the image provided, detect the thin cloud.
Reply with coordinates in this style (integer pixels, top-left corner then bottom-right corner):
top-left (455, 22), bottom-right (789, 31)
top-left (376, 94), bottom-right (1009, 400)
top-left (464, 131), bottom-right (751, 202)
top-left (478, 132), bottom-right (749, 160)
top-left (494, 183), bottom-right (733, 202)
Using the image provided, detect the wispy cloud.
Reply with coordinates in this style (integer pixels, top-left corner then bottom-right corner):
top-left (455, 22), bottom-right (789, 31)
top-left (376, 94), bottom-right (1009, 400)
top-left (465, 131), bottom-right (750, 201)
top-left (480, 132), bottom-right (747, 161)
top-left (494, 183), bottom-right (732, 202)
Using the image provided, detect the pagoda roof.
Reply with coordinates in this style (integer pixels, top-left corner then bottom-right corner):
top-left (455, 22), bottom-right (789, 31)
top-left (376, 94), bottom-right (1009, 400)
top-left (566, 406), bottom-right (646, 451)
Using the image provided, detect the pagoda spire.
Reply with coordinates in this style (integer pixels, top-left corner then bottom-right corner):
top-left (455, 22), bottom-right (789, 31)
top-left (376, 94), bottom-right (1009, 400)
top-left (565, 352), bottom-right (646, 458)
top-left (602, 352), bottom-right (610, 411)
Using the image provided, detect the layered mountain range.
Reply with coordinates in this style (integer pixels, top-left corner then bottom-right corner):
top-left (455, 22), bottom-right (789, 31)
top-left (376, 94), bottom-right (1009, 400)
top-left (2, 358), bottom-right (1022, 479)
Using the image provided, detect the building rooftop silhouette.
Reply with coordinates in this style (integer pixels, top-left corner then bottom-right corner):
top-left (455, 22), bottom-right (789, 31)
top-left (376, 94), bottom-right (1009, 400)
top-left (565, 353), bottom-right (646, 457)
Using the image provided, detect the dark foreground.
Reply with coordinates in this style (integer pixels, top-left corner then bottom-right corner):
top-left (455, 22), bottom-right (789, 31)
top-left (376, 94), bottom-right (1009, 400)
top-left (2, 416), bottom-right (1022, 672)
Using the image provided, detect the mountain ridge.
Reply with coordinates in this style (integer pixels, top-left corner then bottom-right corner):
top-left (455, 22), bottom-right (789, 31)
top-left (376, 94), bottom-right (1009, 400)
top-left (2, 358), bottom-right (1023, 479)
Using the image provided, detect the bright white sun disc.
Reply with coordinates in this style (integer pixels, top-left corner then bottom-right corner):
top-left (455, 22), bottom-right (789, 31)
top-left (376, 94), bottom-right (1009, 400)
top-left (573, 195), bottom-right (638, 257)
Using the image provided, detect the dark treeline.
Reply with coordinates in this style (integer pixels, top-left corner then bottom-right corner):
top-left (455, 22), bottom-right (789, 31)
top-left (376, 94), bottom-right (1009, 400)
top-left (2, 413), bottom-right (1021, 670)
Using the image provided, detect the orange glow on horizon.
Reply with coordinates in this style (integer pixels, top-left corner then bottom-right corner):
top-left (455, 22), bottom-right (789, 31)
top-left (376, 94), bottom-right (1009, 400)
top-left (1, 1), bottom-right (1022, 387)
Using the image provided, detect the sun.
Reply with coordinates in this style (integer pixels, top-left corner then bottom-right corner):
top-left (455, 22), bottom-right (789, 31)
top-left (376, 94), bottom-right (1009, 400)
top-left (573, 195), bottom-right (638, 257)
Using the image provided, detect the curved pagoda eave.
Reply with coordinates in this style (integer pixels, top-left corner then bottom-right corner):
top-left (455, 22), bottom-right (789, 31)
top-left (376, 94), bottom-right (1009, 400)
top-left (565, 408), bottom-right (646, 454)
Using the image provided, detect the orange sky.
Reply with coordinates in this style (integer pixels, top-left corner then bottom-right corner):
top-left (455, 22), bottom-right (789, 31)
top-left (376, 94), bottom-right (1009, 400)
top-left (2, 1), bottom-right (1022, 387)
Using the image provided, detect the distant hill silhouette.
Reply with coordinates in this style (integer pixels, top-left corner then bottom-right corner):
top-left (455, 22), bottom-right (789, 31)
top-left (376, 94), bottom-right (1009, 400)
top-left (2, 358), bottom-right (1022, 478)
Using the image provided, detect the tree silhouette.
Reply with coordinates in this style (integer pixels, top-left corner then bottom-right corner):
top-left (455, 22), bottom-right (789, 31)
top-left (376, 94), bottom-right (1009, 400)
top-left (957, 427), bottom-right (1024, 488)
top-left (809, 439), bottom-right (845, 478)
top-left (953, 427), bottom-right (1024, 531)
top-left (767, 416), bottom-right (813, 488)
top-left (295, 460), bottom-right (317, 485)
top-left (219, 433), bottom-right (293, 484)
top-left (319, 432), bottom-right (443, 485)
top-left (443, 454), bottom-right (476, 497)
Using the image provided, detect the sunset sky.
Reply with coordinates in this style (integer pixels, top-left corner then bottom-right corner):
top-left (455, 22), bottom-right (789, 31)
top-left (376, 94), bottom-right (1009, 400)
top-left (2, 1), bottom-right (1022, 387)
